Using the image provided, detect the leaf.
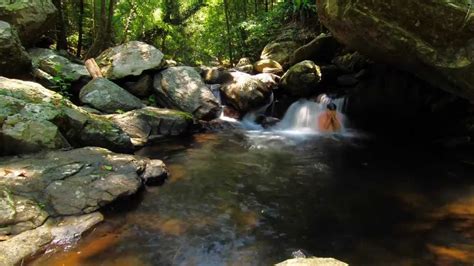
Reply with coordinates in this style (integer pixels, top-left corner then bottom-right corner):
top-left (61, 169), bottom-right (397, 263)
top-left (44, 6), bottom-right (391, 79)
top-left (103, 165), bottom-right (113, 171)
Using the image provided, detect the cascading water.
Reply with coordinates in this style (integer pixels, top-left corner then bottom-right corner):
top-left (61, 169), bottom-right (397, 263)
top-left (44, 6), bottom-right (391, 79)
top-left (241, 93), bottom-right (274, 130)
top-left (274, 98), bottom-right (347, 133)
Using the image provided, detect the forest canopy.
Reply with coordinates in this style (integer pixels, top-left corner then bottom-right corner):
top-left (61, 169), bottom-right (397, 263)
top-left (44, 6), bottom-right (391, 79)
top-left (53, 0), bottom-right (317, 65)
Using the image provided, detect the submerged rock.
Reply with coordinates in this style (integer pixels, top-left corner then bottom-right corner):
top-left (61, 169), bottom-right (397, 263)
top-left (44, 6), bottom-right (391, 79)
top-left (0, 21), bottom-right (31, 77)
top-left (0, 77), bottom-right (133, 155)
top-left (153, 66), bottom-right (220, 120)
top-left (280, 60), bottom-right (322, 97)
top-left (96, 41), bottom-right (164, 79)
top-left (29, 48), bottom-right (90, 82)
top-left (0, 147), bottom-right (168, 217)
top-left (108, 107), bottom-right (193, 146)
top-left (0, 0), bottom-right (57, 46)
top-left (220, 71), bottom-right (273, 112)
top-left (0, 212), bottom-right (103, 266)
top-left (79, 78), bottom-right (144, 113)
top-left (316, 0), bottom-right (474, 101)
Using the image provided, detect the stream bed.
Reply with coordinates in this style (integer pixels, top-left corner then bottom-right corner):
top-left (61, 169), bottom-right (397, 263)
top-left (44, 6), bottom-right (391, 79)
top-left (32, 130), bottom-right (474, 265)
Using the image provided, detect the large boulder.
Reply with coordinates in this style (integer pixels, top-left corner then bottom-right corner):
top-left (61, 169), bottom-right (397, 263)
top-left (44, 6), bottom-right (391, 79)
top-left (316, 0), bottom-right (474, 101)
top-left (220, 71), bottom-right (273, 112)
top-left (108, 107), bottom-right (193, 146)
top-left (201, 67), bottom-right (233, 84)
top-left (79, 78), bottom-right (144, 113)
top-left (0, 21), bottom-right (31, 77)
top-left (0, 0), bottom-right (57, 46)
top-left (0, 77), bottom-right (133, 155)
top-left (280, 60), bottom-right (322, 97)
top-left (96, 41), bottom-right (164, 79)
top-left (254, 59), bottom-right (283, 74)
top-left (260, 41), bottom-right (300, 67)
top-left (153, 66), bottom-right (220, 120)
top-left (29, 48), bottom-right (90, 82)
top-left (289, 32), bottom-right (341, 66)
top-left (0, 147), bottom-right (168, 217)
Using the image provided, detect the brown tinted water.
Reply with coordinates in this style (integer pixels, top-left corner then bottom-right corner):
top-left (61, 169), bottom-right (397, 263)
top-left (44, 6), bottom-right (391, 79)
top-left (31, 131), bottom-right (474, 265)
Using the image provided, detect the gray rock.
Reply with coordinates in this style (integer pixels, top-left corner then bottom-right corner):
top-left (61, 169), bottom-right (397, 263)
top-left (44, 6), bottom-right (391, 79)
top-left (96, 41), bottom-right (164, 79)
top-left (0, 212), bottom-right (103, 266)
top-left (29, 48), bottom-right (90, 82)
top-left (220, 71), bottom-right (273, 112)
top-left (0, 21), bottom-right (31, 77)
top-left (201, 67), bottom-right (233, 84)
top-left (107, 107), bottom-right (192, 146)
top-left (153, 66), bottom-right (220, 120)
top-left (0, 147), bottom-right (168, 216)
top-left (79, 78), bottom-right (144, 114)
top-left (280, 60), bottom-right (322, 97)
top-left (0, 0), bottom-right (57, 46)
top-left (0, 77), bottom-right (133, 155)
top-left (276, 257), bottom-right (348, 266)
top-left (289, 33), bottom-right (341, 66)
top-left (261, 41), bottom-right (300, 67)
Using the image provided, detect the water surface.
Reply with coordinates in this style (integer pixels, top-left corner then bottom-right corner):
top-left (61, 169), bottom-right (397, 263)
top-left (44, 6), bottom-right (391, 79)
top-left (32, 130), bottom-right (474, 265)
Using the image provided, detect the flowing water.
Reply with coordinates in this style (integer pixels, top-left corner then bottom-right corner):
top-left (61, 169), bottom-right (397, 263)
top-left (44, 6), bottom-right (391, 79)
top-left (31, 101), bottom-right (474, 266)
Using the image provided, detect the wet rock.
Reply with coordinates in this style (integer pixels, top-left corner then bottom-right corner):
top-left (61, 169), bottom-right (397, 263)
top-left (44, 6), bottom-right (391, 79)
top-left (280, 60), bottom-right (322, 97)
top-left (198, 119), bottom-right (241, 132)
top-left (0, 212), bottom-right (103, 266)
top-left (0, 77), bottom-right (133, 155)
top-left (79, 78), bottom-right (144, 113)
top-left (289, 32), bottom-right (341, 66)
top-left (276, 257), bottom-right (348, 266)
top-left (0, 147), bottom-right (168, 216)
top-left (0, 21), bottom-right (31, 77)
top-left (122, 74), bottom-right (154, 97)
top-left (256, 116), bottom-right (280, 129)
top-left (29, 48), bottom-right (90, 82)
top-left (107, 107), bottom-right (192, 146)
top-left (153, 66), bottom-right (220, 120)
top-left (96, 41), bottom-right (164, 79)
top-left (141, 159), bottom-right (169, 185)
top-left (0, 0), bottom-right (57, 46)
top-left (254, 59), bottom-right (283, 74)
top-left (261, 41), bottom-right (300, 67)
top-left (317, 0), bottom-right (474, 101)
top-left (220, 71), bottom-right (273, 112)
top-left (253, 73), bottom-right (280, 91)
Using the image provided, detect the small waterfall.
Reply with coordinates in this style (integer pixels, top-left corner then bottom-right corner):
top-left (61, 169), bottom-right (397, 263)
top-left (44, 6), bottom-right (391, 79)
top-left (241, 93), bottom-right (274, 130)
top-left (275, 97), bottom-right (347, 133)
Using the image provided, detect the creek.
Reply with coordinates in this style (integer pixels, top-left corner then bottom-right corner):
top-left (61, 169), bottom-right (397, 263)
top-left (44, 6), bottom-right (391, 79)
top-left (31, 101), bottom-right (474, 265)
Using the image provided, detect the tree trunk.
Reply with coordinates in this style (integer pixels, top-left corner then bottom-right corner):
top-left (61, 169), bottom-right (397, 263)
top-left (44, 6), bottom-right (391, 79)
top-left (105, 0), bottom-right (116, 47)
top-left (52, 0), bottom-right (68, 50)
top-left (86, 0), bottom-right (107, 58)
top-left (223, 0), bottom-right (233, 65)
top-left (85, 58), bottom-right (103, 79)
top-left (77, 0), bottom-right (84, 57)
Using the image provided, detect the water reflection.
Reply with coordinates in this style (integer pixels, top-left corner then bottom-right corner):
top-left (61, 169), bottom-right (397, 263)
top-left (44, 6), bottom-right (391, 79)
top-left (32, 132), bottom-right (474, 265)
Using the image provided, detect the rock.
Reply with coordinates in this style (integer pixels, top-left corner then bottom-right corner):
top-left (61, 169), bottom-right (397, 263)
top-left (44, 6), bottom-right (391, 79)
top-left (254, 59), bottom-right (283, 74)
top-left (198, 119), bottom-right (241, 132)
top-left (220, 71), bottom-right (273, 112)
top-left (0, 212), bottom-right (103, 266)
top-left (0, 77), bottom-right (133, 155)
top-left (0, 147), bottom-right (168, 216)
top-left (0, 0), bottom-right (57, 46)
top-left (201, 67), bottom-right (233, 84)
top-left (153, 66), bottom-right (220, 120)
top-left (253, 73), bottom-right (280, 91)
top-left (276, 257), bottom-right (348, 266)
top-left (0, 190), bottom-right (48, 236)
top-left (261, 41), bottom-right (300, 67)
top-left (332, 52), bottom-right (369, 74)
top-left (29, 48), bottom-right (90, 82)
top-left (280, 60), bottom-right (322, 97)
top-left (256, 116), bottom-right (280, 129)
top-left (79, 78), bottom-right (144, 113)
top-left (289, 32), bottom-right (341, 66)
top-left (107, 107), bottom-right (192, 146)
top-left (96, 41), bottom-right (164, 79)
top-left (337, 75), bottom-right (359, 87)
top-left (0, 21), bottom-right (31, 77)
top-left (122, 74), bottom-right (154, 97)
top-left (141, 160), bottom-right (169, 185)
top-left (235, 58), bottom-right (254, 73)
top-left (316, 0), bottom-right (474, 101)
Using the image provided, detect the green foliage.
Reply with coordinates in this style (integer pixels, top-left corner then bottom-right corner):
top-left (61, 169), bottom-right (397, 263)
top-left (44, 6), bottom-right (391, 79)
top-left (51, 64), bottom-right (73, 99)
